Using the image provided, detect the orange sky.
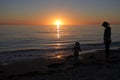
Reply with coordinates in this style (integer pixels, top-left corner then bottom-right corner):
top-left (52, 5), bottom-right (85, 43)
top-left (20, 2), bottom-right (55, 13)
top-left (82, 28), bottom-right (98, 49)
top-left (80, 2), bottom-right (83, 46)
top-left (0, 0), bottom-right (120, 25)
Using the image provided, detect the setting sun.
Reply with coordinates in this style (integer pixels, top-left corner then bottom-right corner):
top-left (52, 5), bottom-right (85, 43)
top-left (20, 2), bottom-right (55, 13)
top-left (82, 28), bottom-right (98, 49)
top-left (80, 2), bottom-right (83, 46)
top-left (54, 20), bottom-right (63, 26)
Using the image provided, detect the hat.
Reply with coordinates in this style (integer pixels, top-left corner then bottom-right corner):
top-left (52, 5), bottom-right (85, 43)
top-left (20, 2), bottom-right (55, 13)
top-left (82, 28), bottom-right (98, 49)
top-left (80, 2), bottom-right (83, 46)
top-left (102, 21), bottom-right (110, 26)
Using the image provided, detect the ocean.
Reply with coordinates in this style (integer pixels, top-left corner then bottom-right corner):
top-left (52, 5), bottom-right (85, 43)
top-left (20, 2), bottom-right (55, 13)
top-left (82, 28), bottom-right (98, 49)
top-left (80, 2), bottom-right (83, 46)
top-left (0, 25), bottom-right (120, 51)
top-left (0, 25), bottom-right (120, 62)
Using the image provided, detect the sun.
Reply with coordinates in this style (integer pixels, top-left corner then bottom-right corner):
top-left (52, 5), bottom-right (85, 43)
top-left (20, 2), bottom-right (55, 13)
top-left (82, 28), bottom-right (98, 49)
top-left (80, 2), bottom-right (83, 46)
top-left (54, 20), bottom-right (63, 26)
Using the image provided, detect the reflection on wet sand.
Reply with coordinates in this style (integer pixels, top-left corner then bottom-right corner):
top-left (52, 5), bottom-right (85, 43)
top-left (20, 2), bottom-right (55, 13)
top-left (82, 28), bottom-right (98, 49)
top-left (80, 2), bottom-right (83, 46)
top-left (50, 53), bottom-right (64, 59)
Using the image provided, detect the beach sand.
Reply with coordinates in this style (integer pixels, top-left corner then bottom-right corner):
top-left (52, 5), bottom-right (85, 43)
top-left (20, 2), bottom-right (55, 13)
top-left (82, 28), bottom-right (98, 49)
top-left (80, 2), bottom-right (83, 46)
top-left (0, 47), bottom-right (120, 80)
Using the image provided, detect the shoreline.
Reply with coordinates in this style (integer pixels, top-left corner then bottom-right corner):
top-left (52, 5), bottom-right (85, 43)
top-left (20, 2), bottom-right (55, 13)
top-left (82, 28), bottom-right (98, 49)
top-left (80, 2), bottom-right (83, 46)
top-left (0, 46), bottom-right (120, 64)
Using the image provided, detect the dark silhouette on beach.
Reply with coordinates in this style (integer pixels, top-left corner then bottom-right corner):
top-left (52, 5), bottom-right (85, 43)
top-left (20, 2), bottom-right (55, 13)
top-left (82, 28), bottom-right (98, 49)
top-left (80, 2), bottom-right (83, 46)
top-left (102, 21), bottom-right (111, 59)
top-left (73, 42), bottom-right (82, 61)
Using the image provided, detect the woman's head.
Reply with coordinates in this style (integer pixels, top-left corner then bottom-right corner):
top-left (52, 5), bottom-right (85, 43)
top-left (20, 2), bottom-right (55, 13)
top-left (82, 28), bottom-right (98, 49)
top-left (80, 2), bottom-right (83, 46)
top-left (102, 21), bottom-right (110, 27)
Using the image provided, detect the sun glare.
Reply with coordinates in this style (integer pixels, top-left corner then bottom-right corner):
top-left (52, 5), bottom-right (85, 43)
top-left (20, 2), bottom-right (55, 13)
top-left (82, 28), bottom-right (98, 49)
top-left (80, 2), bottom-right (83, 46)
top-left (54, 20), bottom-right (63, 26)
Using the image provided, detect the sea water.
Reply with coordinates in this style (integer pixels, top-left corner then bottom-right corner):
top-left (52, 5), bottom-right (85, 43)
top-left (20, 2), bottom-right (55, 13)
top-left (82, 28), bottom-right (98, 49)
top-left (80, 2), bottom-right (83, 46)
top-left (0, 25), bottom-right (120, 52)
top-left (0, 25), bottom-right (120, 63)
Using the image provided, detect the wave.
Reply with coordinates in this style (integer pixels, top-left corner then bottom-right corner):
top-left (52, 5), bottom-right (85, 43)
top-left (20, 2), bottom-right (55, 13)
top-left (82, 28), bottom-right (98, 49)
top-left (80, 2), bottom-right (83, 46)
top-left (0, 46), bottom-right (120, 65)
top-left (1, 41), bottom-right (120, 54)
top-left (0, 41), bottom-right (120, 64)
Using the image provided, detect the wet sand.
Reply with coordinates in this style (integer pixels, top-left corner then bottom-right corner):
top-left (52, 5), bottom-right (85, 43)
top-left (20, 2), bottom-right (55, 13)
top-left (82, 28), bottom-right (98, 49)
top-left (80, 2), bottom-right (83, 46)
top-left (0, 47), bottom-right (120, 80)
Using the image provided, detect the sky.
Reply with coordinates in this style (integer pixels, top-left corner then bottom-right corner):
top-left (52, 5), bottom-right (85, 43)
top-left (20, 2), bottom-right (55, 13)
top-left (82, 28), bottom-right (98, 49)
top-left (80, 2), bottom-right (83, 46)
top-left (0, 0), bottom-right (120, 25)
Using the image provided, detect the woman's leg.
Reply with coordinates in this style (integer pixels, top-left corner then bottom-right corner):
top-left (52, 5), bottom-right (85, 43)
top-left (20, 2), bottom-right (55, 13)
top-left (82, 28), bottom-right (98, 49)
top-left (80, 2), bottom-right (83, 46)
top-left (105, 43), bottom-right (110, 59)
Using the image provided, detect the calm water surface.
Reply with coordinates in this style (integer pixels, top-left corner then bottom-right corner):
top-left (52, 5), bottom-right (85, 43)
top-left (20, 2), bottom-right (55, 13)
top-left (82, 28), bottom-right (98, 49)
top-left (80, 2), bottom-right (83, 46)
top-left (0, 25), bottom-right (120, 51)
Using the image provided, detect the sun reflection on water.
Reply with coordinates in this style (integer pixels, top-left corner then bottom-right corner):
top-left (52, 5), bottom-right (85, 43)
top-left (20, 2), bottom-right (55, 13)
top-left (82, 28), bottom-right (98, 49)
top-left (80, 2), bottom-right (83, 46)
top-left (56, 25), bottom-right (61, 49)
top-left (57, 25), bottom-right (60, 39)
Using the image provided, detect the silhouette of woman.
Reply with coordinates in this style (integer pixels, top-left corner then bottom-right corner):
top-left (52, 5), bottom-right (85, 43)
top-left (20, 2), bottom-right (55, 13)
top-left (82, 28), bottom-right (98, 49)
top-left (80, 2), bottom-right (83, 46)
top-left (102, 21), bottom-right (111, 59)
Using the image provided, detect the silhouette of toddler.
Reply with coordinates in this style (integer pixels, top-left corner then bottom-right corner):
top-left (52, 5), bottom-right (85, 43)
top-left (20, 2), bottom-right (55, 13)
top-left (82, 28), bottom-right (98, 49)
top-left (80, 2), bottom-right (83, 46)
top-left (73, 42), bottom-right (82, 61)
